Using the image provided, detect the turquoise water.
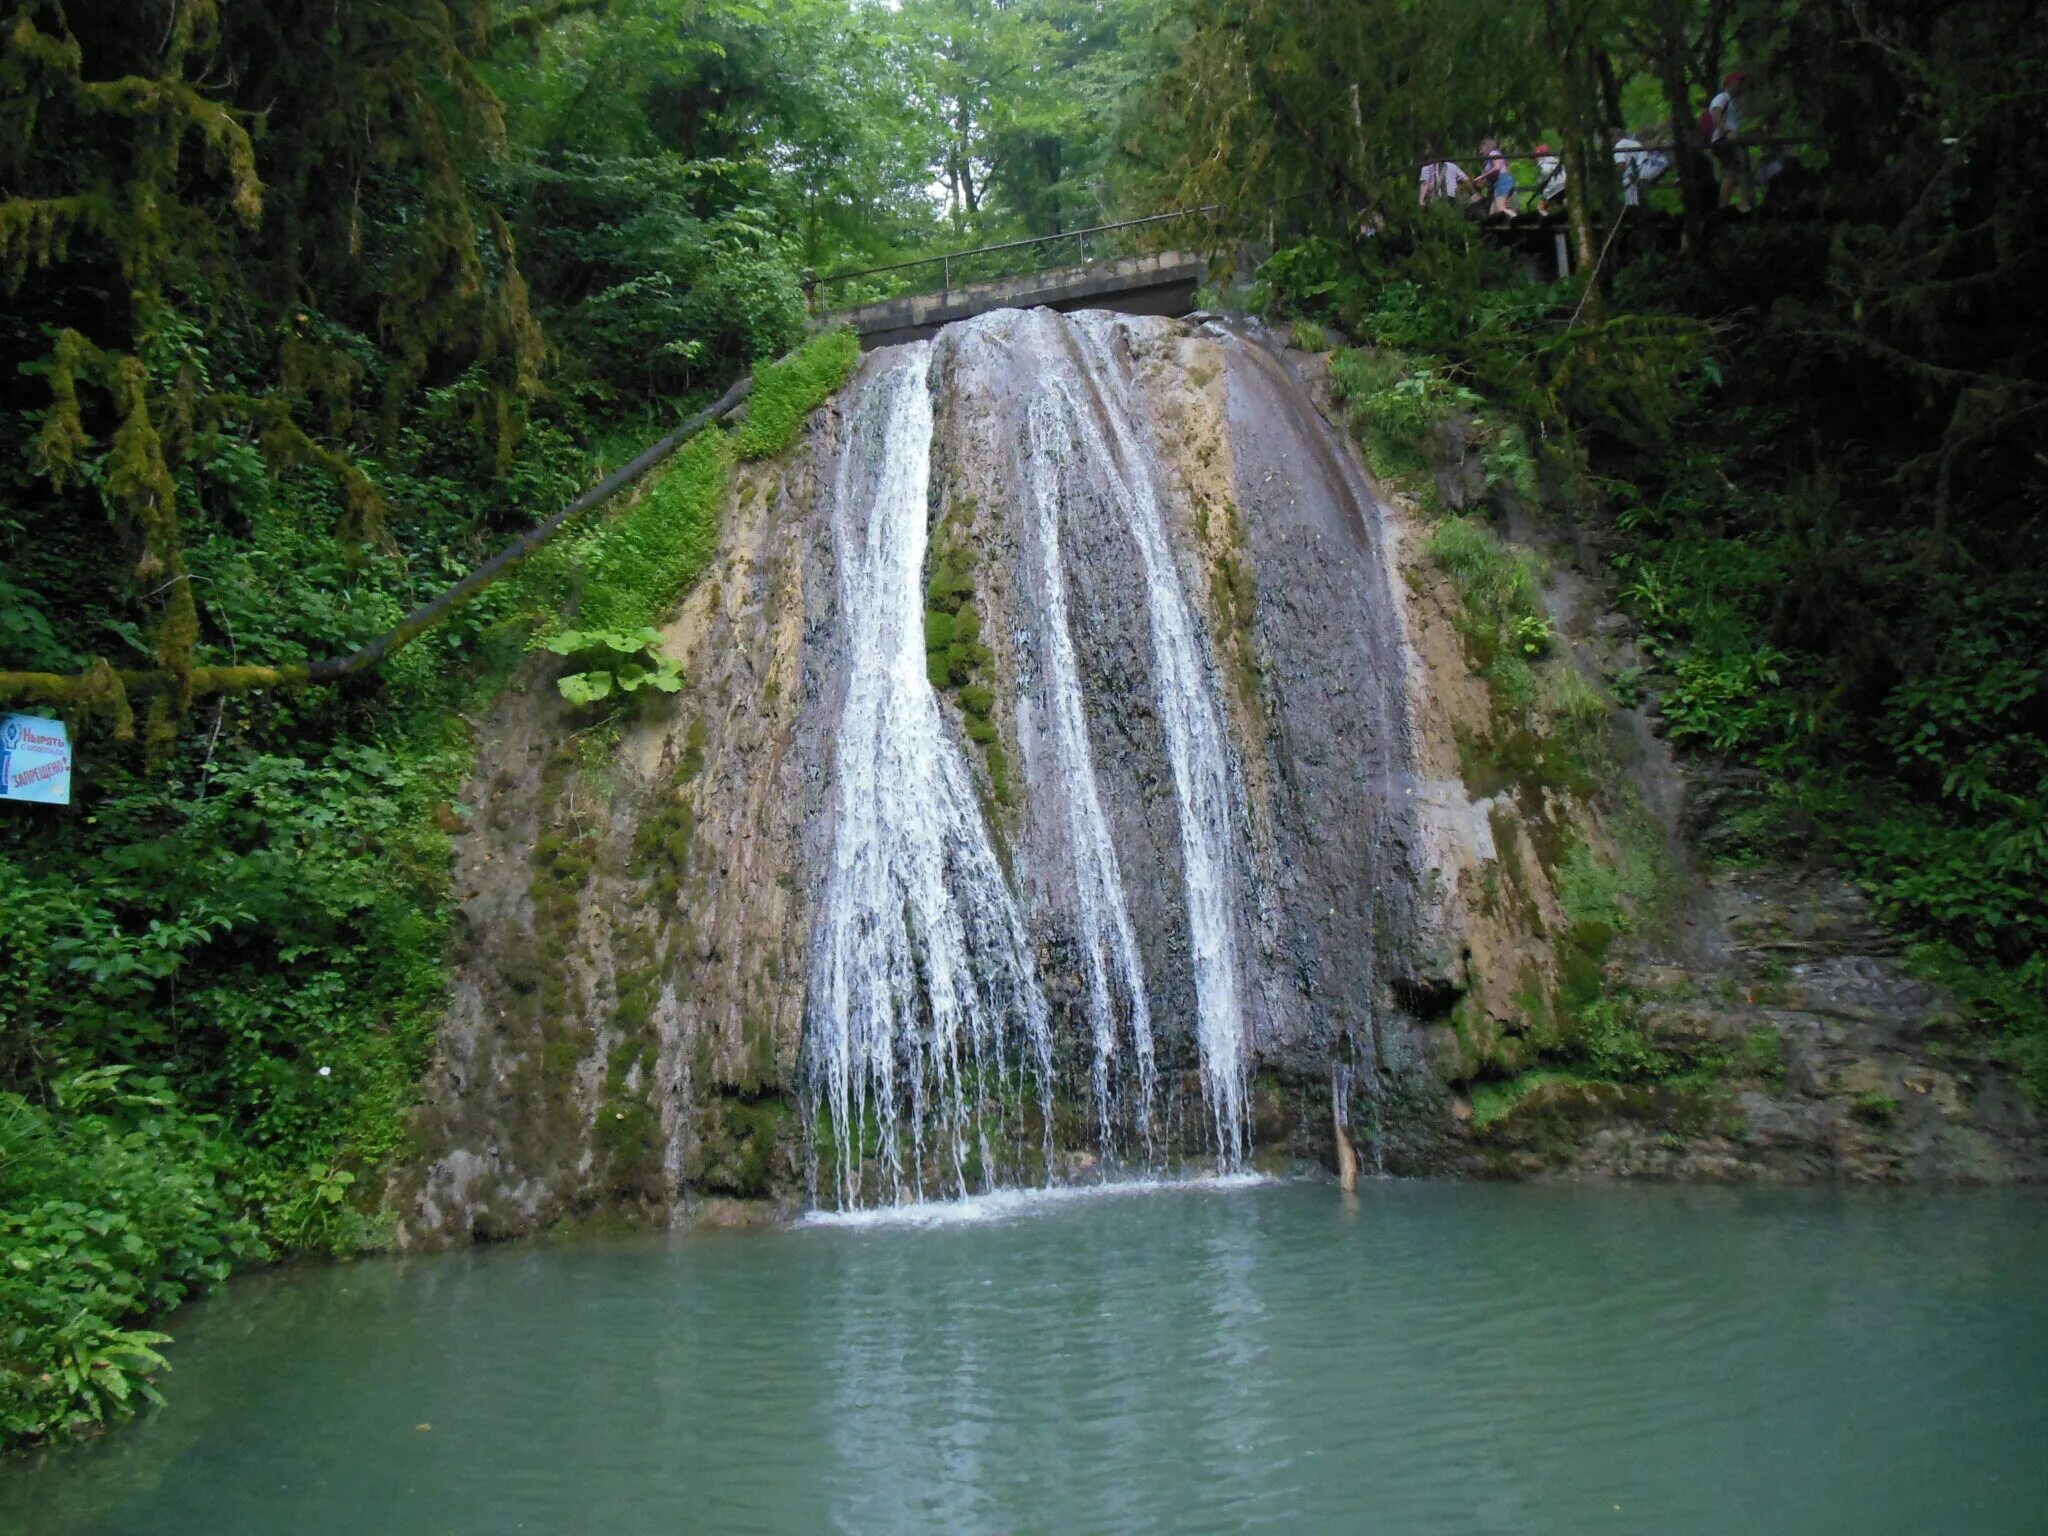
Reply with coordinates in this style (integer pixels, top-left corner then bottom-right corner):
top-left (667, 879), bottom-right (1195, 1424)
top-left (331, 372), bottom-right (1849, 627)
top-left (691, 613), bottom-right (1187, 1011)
top-left (5, 1180), bottom-right (2046, 1534)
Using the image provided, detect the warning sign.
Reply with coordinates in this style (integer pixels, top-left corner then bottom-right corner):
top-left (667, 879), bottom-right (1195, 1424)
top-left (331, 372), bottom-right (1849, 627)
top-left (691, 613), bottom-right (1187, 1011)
top-left (1, 714), bottom-right (71, 805)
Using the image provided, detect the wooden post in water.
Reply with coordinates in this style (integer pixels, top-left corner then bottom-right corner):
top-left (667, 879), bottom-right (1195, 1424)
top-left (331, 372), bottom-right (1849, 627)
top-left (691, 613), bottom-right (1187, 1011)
top-left (1334, 1088), bottom-right (1359, 1192)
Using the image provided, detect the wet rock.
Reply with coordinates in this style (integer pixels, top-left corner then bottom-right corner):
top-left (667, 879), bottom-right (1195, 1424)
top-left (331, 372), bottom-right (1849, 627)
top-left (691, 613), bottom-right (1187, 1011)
top-left (396, 310), bottom-right (2043, 1245)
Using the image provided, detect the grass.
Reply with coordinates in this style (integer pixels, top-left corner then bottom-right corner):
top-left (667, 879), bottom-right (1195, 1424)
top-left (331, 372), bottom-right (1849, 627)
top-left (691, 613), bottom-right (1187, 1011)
top-left (1288, 318), bottom-right (1331, 353)
top-left (538, 328), bottom-right (860, 642)
top-left (569, 428), bottom-right (733, 635)
top-left (733, 329), bottom-right (860, 462)
top-left (1470, 1069), bottom-right (1590, 1129)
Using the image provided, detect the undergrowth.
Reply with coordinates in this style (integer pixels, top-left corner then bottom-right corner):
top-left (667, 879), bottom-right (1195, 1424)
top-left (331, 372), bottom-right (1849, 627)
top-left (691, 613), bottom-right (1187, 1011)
top-left (0, 327), bottom-right (857, 1447)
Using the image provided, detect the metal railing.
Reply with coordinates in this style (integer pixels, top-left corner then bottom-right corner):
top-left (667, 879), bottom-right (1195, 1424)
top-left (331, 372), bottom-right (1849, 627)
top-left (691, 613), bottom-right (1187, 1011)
top-left (806, 136), bottom-right (1815, 311)
top-left (805, 207), bottom-right (1217, 313)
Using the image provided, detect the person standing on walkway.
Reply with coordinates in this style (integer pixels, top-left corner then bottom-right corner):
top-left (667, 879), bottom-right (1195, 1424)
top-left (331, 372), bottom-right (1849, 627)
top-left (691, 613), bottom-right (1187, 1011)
top-left (1709, 72), bottom-right (1752, 210)
top-left (1418, 155), bottom-right (1469, 207)
top-left (1614, 134), bottom-right (1647, 206)
top-left (1534, 144), bottom-right (1567, 213)
top-left (1477, 139), bottom-right (1518, 216)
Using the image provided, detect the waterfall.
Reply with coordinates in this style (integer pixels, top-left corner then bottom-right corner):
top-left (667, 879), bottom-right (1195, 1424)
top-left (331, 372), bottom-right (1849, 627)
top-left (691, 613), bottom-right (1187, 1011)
top-left (806, 344), bottom-right (1055, 1210)
top-left (1020, 388), bottom-right (1159, 1156)
top-left (1059, 315), bottom-right (1253, 1169)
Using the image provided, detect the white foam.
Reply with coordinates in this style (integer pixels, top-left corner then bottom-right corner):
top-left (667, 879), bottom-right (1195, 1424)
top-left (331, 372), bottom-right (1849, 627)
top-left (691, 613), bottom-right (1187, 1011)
top-left (797, 1173), bottom-right (1276, 1231)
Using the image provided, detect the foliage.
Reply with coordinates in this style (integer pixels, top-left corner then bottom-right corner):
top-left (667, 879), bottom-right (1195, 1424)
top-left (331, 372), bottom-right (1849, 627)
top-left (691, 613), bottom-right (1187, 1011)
top-left (543, 629), bottom-right (684, 704)
top-left (1, 1069), bottom-right (263, 1442)
top-left (1189, 0), bottom-right (2048, 1099)
top-left (550, 430), bottom-right (734, 640)
top-left (499, 152), bottom-right (809, 399)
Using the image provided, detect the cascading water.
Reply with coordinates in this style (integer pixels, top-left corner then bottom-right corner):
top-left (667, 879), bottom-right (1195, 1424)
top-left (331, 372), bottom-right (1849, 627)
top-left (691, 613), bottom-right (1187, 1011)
top-left (1019, 387), bottom-right (1159, 1155)
top-left (419, 305), bottom-right (1435, 1240)
top-left (1055, 315), bottom-right (1254, 1168)
top-left (806, 344), bottom-right (1054, 1210)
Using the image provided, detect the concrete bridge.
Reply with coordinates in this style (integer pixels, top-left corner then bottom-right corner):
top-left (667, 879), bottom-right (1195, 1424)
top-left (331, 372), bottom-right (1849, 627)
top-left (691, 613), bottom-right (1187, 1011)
top-left (822, 249), bottom-right (1208, 349)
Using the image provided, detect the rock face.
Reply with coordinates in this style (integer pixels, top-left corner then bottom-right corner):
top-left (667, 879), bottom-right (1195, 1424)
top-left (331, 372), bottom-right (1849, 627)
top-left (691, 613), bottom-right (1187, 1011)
top-left (397, 308), bottom-right (2041, 1243)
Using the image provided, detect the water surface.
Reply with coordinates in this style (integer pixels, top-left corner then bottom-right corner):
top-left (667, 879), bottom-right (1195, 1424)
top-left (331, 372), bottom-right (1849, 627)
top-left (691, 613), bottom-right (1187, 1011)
top-left (7, 1181), bottom-right (2045, 1534)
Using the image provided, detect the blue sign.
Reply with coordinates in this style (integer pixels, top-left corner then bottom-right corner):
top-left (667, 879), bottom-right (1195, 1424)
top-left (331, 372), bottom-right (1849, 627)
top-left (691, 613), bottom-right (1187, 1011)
top-left (1, 714), bottom-right (71, 805)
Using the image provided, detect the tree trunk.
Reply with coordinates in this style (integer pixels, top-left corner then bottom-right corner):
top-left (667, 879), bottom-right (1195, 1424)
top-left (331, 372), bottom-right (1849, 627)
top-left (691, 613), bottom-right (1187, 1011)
top-left (1543, 0), bottom-right (1604, 313)
top-left (956, 101), bottom-right (979, 215)
top-left (1651, 0), bottom-right (1711, 255)
top-left (1561, 133), bottom-right (1600, 278)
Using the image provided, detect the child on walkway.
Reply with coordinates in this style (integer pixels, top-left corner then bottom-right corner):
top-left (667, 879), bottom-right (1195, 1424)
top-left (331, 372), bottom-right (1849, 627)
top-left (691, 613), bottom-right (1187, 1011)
top-left (1477, 140), bottom-right (1518, 216)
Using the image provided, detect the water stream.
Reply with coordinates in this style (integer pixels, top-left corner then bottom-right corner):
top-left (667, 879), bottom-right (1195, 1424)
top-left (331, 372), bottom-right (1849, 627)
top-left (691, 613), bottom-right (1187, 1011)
top-left (807, 316), bottom-right (1265, 1203)
top-left (1051, 314), bottom-right (1253, 1167)
top-left (1020, 383), bottom-right (1158, 1153)
top-left (805, 343), bottom-right (1053, 1209)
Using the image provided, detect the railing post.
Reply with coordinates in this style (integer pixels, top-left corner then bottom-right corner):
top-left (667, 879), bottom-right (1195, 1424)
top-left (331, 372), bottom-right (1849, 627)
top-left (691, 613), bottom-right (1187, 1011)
top-left (943, 254), bottom-right (951, 296)
top-left (1077, 231), bottom-right (1086, 264)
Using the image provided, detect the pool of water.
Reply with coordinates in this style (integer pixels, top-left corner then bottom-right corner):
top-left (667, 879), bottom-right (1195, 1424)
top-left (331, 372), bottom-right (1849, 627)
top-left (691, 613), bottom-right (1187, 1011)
top-left (6, 1180), bottom-right (2045, 1534)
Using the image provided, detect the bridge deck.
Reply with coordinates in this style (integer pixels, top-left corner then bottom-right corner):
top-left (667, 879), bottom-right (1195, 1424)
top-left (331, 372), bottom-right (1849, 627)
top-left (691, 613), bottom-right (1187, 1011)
top-left (823, 251), bottom-right (1207, 349)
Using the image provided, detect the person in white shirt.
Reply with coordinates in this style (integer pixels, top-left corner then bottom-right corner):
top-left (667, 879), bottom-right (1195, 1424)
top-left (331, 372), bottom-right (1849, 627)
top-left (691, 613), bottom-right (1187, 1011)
top-left (1708, 71), bottom-right (1752, 209)
top-left (1613, 135), bottom-right (1647, 206)
top-left (1534, 144), bottom-right (1566, 212)
top-left (1418, 157), bottom-right (1469, 207)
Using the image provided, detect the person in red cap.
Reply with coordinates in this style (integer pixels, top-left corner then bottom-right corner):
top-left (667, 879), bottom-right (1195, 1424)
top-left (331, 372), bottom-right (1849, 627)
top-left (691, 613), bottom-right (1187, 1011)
top-left (1708, 71), bottom-right (1752, 210)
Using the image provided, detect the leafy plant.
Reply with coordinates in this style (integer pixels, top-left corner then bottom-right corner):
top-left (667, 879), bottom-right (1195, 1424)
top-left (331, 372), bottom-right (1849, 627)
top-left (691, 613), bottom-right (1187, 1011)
top-left (1, 1071), bottom-right (263, 1443)
top-left (1509, 612), bottom-right (1555, 659)
top-left (542, 628), bottom-right (685, 703)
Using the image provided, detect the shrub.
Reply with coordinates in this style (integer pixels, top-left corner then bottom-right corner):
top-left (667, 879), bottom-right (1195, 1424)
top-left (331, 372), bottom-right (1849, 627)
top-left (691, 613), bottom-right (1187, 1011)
top-left (1, 1071), bottom-right (263, 1443)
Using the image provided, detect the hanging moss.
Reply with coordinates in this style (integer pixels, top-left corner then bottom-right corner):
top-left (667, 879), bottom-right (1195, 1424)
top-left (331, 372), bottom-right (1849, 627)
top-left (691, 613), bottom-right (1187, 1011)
top-left (921, 506), bottom-right (1011, 807)
top-left (0, 0), bottom-right (563, 747)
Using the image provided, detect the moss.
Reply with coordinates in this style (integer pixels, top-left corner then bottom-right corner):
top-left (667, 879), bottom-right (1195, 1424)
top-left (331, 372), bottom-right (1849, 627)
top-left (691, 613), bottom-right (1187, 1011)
top-left (1471, 1069), bottom-right (1590, 1129)
top-left (1555, 919), bottom-right (1613, 1013)
top-left (734, 1011), bottom-right (778, 1095)
top-left (679, 714), bottom-right (708, 780)
top-left (921, 504), bottom-right (1011, 808)
top-left (1453, 721), bottom-right (1592, 808)
top-left (1474, 1072), bottom-right (1725, 1146)
top-left (1512, 961), bottom-right (1561, 1052)
top-left (688, 1092), bottom-right (795, 1197)
top-left (1851, 1090), bottom-right (1900, 1125)
top-left (631, 732), bottom-right (705, 902)
top-left (984, 740), bottom-right (1015, 807)
top-left (1741, 1025), bottom-right (1788, 1092)
top-left (1203, 499), bottom-right (1261, 715)
top-left (514, 745), bottom-right (604, 1117)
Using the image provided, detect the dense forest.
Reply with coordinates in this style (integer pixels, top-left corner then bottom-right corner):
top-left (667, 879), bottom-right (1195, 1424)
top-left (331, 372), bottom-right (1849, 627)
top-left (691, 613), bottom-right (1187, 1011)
top-left (3, 0), bottom-right (2043, 1445)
